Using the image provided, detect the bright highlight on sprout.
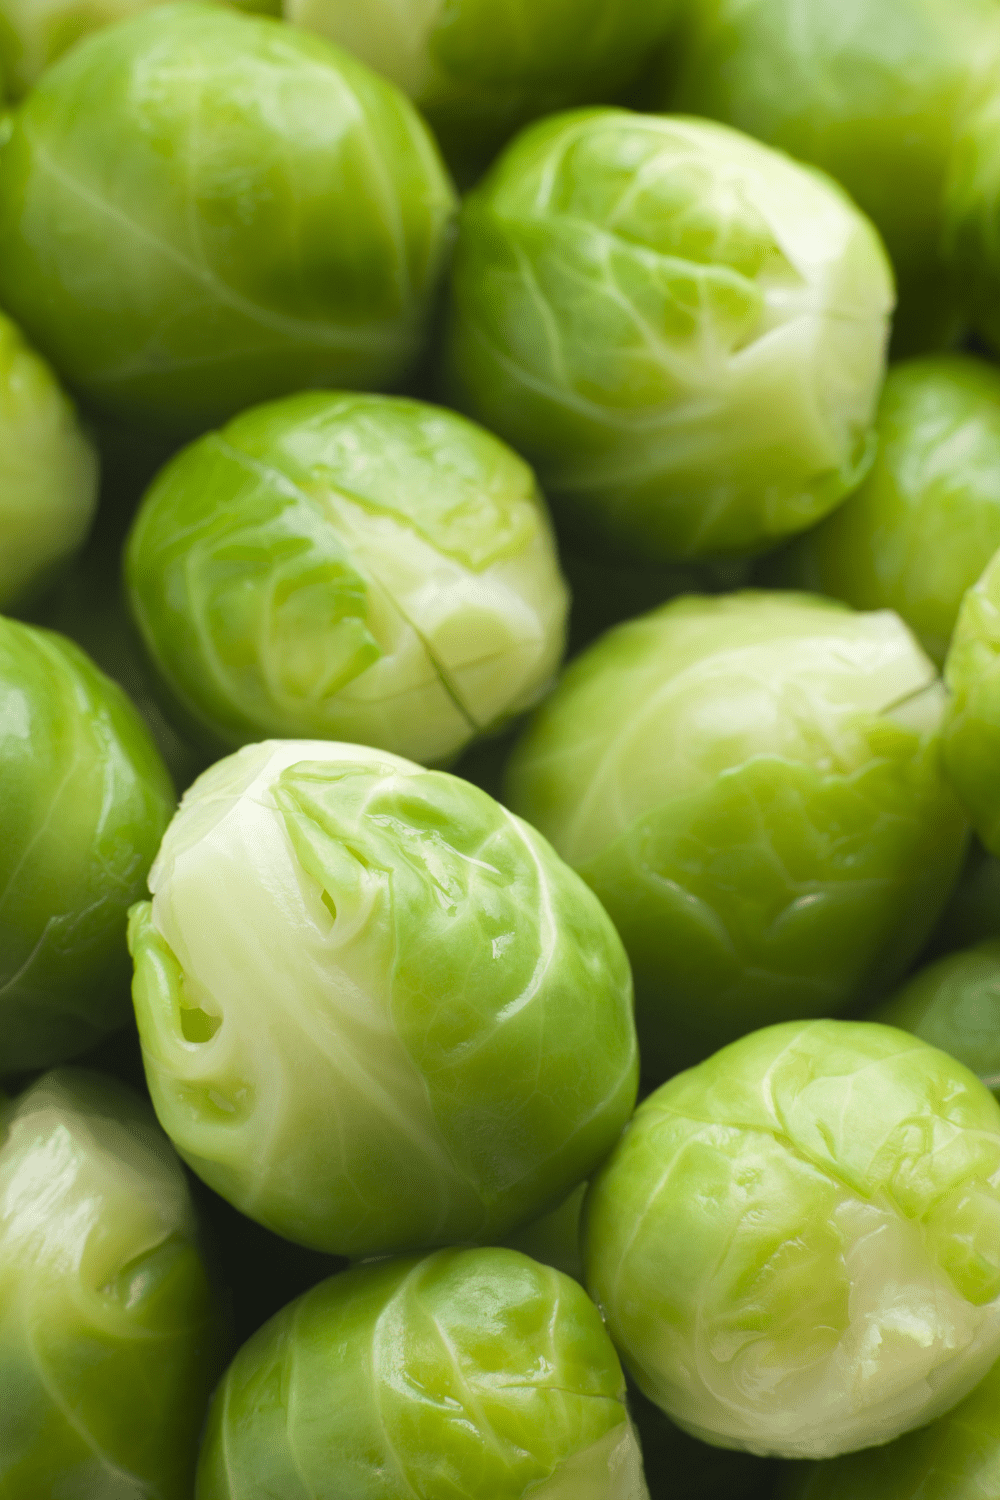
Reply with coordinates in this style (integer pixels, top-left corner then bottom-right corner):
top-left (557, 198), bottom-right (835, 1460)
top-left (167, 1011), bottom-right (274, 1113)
top-left (128, 738), bottom-right (638, 1258)
top-left (445, 109), bottom-right (894, 563)
top-left (124, 391), bottom-right (568, 765)
top-left (583, 1020), bottom-right (1000, 1462)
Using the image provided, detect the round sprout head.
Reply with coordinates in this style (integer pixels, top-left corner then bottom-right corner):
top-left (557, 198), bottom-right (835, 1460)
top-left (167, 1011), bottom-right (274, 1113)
top-left (0, 3), bottom-right (457, 432)
top-left (0, 618), bottom-right (176, 1075)
top-left (654, 0), bottom-right (1000, 353)
top-left (943, 546), bottom-right (1000, 855)
top-left (128, 739), bottom-right (638, 1258)
top-left (766, 356), bottom-right (1000, 666)
top-left (506, 591), bottom-right (969, 1077)
top-left (196, 1247), bottom-right (649, 1500)
top-left (445, 109), bottom-right (893, 564)
top-left (0, 1067), bottom-right (226, 1497)
top-left (0, 310), bottom-right (97, 612)
top-left (0, 0), bottom-right (280, 99)
top-left (583, 1020), bottom-right (1000, 1461)
top-left (124, 392), bottom-right (569, 765)
top-left (284, 0), bottom-right (680, 177)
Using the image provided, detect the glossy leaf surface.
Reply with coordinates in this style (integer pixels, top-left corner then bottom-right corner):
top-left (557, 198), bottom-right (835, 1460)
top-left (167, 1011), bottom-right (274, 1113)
top-left (445, 109), bottom-right (892, 563)
top-left (0, 3), bottom-right (456, 432)
top-left (765, 357), bottom-right (1000, 666)
top-left (0, 1067), bottom-right (226, 1498)
top-left (129, 739), bottom-right (638, 1256)
top-left (0, 309), bottom-right (97, 612)
top-left (583, 1019), bottom-right (1000, 1460)
top-left (506, 591), bottom-right (968, 1077)
top-left (656, 0), bottom-right (1000, 352)
top-left (196, 1247), bottom-right (648, 1499)
top-left (0, 618), bottom-right (175, 1074)
top-left (124, 391), bottom-right (568, 764)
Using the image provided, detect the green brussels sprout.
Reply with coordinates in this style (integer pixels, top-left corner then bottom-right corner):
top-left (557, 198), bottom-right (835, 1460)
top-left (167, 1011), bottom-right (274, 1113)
top-left (777, 1348), bottom-right (1000, 1498)
top-left (128, 738), bottom-right (638, 1258)
top-left (443, 109), bottom-right (893, 565)
top-left (506, 591), bottom-right (968, 1078)
top-left (0, 309), bottom-right (97, 613)
top-left (0, 617), bottom-right (175, 1076)
top-left (763, 357), bottom-right (1000, 667)
top-left (0, 3), bottom-right (456, 434)
top-left (870, 942), bottom-right (1000, 1097)
top-left (653, 0), bottom-right (1000, 354)
top-left (0, 1067), bottom-right (227, 1498)
top-left (583, 1019), bottom-right (1000, 1461)
top-left (124, 391), bottom-right (568, 766)
top-left (196, 1247), bottom-right (649, 1500)
top-left (944, 74), bottom-right (1000, 358)
top-left (0, 0), bottom-right (279, 101)
top-left (943, 547), bottom-right (1000, 854)
top-left (284, 0), bottom-right (679, 180)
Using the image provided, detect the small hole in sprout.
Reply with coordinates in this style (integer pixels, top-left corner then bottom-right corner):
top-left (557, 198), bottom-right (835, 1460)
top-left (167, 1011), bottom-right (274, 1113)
top-left (321, 890), bottom-right (337, 923)
top-left (180, 1006), bottom-right (222, 1044)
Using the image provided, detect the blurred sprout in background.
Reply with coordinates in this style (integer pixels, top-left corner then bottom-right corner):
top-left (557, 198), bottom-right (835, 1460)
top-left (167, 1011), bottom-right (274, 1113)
top-left (762, 357), bottom-right (1000, 666)
top-left (0, 3), bottom-right (457, 434)
top-left (943, 545), bottom-right (1000, 854)
top-left (128, 739), bottom-right (638, 1258)
top-left (445, 110), bottom-right (893, 565)
top-left (583, 1020), bottom-right (1000, 1461)
top-left (0, 309), bottom-right (98, 614)
top-left (196, 1247), bottom-right (649, 1500)
top-left (125, 392), bottom-right (569, 766)
top-left (652, 0), bottom-right (1000, 353)
top-left (284, 0), bottom-right (680, 182)
top-left (870, 941), bottom-right (1000, 1097)
top-left (0, 1068), bottom-right (227, 1498)
top-left (0, 617), bottom-right (175, 1076)
top-left (945, 65), bottom-right (1000, 360)
top-left (0, 0), bottom-right (280, 100)
top-left (507, 591), bottom-right (968, 1078)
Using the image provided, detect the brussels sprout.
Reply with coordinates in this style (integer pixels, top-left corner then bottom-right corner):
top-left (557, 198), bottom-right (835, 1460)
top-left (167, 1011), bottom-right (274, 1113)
top-left (944, 74), bottom-right (1000, 358)
top-left (128, 738), bottom-right (638, 1258)
top-left (777, 1348), bottom-right (1000, 1498)
top-left (284, 0), bottom-right (679, 180)
top-left (506, 591), bottom-right (969, 1078)
top-left (0, 0), bottom-right (279, 101)
top-left (0, 3), bottom-right (456, 434)
top-left (583, 1019), bottom-right (1000, 1461)
top-left (654, 0), bottom-right (1000, 353)
top-left (196, 1246), bottom-right (649, 1500)
top-left (763, 357), bottom-right (1000, 666)
top-left (870, 942), bottom-right (1000, 1097)
top-left (444, 109), bottom-right (893, 565)
top-left (0, 309), bottom-right (97, 613)
top-left (124, 391), bottom-right (568, 765)
top-left (943, 547), bottom-right (1000, 854)
top-left (0, 617), bottom-right (175, 1076)
top-left (0, 1067), bottom-right (227, 1498)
